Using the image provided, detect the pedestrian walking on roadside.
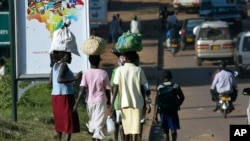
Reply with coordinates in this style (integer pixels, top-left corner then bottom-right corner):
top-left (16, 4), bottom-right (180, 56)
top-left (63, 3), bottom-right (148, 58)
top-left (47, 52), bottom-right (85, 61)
top-left (110, 51), bottom-right (150, 141)
top-left (109, 15), bottom-right (123, 45)
top-left (159, 5), bottom-right (169, 30)
top-left (130, 15), bottom-right (142, 34)
top-left (0, 57), bottom-right (6, 76)
top-left (110, 49), bottom-right (126, 141)
top-left (116, 13), bottom-right (123, 28)
top-left (49, 51), bottom-right (82, 141)
top-left (116, 13), bottom-right (124, 38)
top-left (131, 52), bottom-right (152, 139)
top-left (73, 55), bottom-right (111, 141)
top-left (154, 70), bottom-right (185, 141)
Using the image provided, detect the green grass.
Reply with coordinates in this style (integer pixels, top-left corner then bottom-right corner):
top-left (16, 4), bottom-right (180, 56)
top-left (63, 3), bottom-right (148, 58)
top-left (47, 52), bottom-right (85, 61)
top-left (0, 58), bottom-right (113, 140)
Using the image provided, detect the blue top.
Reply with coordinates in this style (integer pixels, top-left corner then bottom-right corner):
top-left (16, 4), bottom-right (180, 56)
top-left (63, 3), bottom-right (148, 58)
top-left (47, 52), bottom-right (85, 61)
top-left (51, 63), bottom-right (74, 95)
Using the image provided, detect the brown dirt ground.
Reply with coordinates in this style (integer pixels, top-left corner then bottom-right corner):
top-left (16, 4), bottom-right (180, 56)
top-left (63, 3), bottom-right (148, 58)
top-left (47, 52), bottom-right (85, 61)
top-left (92, 0), bottom-right (168, 140)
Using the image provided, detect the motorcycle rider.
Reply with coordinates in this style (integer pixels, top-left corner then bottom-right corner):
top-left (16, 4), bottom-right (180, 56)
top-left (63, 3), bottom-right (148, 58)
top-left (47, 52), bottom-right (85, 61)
top-left (165, 24), bottom-right (179, 48)
top-left (159, 6), bottom-right (169, 30)
top-left (210, 61), bottom-right (237, 112)
top-left (166, 11), bottom-right (179, 31)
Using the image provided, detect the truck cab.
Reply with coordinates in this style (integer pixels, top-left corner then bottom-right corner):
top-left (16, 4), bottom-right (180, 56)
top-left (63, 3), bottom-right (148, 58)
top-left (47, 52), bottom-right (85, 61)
top-left (173, 0), bottom-right (201, 14)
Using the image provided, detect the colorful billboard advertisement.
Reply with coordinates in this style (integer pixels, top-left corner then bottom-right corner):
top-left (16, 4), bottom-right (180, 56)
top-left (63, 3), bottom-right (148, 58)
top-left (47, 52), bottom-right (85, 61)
top-left (15, 0), bottom-right (90, 79)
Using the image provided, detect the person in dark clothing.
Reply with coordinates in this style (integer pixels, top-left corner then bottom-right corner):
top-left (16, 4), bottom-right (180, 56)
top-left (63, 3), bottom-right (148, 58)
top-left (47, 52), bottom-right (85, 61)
top-left (154, 70), bottom-right (185, 141)
top-left (116, 13), bottom-right (123, 28)
top-left (165, 24), bottom-right (179, 48)
top-left (159, 6), bottom-right (169, 30)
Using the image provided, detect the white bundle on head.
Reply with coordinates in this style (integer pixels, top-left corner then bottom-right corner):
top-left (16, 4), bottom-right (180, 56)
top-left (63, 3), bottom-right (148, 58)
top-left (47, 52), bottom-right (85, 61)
top-left (50, 17), bottom-right (80, 56)
top-left (63, 17), bottom-right (71, 27)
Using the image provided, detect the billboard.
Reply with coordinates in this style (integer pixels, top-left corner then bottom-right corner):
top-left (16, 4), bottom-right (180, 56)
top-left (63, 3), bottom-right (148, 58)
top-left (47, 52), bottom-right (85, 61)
top-left (15, 0), bottom-right (90, 79)
top-left (0, 12), bottom-right (10, 45)
top-left (89, 0), bottom-right (107, 24)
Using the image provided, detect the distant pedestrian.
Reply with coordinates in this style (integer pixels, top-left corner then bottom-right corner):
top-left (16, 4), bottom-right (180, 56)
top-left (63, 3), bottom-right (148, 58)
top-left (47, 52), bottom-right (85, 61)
top-left (154, 70), bottom-right (185, 141)
top-left (159, 6), bottom-right (169, 30)
top-left (73, 55), bottom-right (111, 141)
top-left (0, 57), bottom-right (6, 76)
top-left (110, 50), bottom-right (126, 141)
top-left (109, 15), bottom-right (123, 45)
top-left (116, 13), bottom-right (124, 37)
top-left (116, 13), bottom-right (123, 28)
top-left (130, 15), bottom-right (141, 34)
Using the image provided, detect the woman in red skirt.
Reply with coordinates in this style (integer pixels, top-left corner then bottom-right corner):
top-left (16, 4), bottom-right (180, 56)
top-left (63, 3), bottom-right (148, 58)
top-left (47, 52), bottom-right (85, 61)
top-left (50, 51), bottom-right (82, 141)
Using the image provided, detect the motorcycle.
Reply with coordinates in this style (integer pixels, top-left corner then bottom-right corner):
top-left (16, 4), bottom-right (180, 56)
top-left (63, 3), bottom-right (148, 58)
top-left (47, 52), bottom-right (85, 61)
top-left (166, 37), bottom-right (179, 56)
top-left (218, 93), bottom-right (233, 118)
top-left (209, 69), bottom-right (238, 118)
top-left (165, 24), bottom-right (180, 57)
top-left (170, 38), bottom-right (179, 56)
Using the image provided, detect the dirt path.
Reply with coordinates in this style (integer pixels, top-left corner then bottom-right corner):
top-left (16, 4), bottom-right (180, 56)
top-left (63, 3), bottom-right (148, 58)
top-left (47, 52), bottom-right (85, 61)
top-left (94, 0), bottom-right (168, 140)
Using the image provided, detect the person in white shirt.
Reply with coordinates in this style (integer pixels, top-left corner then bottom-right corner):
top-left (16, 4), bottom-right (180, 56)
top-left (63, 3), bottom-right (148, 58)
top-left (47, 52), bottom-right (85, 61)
top-left (0, 57), bottom-right (6, 76)
top-left (130, 15), bottom-right (141, 34)
top-left (210, 61), bottom-right (237, 111)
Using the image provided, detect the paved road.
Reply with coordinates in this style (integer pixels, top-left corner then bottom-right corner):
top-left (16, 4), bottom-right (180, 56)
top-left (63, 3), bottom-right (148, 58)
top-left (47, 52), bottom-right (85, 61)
top-left (102, 0), bottom-right (250, 141)
top-left (149, 2), bottom-right (250, 141)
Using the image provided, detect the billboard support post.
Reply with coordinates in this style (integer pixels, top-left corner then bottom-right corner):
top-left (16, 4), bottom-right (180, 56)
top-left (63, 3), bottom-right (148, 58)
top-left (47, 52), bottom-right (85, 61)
top-left (9, 0), bottom-right (17, 122)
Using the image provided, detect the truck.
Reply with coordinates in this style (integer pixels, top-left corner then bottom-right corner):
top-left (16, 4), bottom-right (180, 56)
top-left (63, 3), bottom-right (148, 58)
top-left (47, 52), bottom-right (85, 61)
top-left (173, 0), bottom-right (202, 14)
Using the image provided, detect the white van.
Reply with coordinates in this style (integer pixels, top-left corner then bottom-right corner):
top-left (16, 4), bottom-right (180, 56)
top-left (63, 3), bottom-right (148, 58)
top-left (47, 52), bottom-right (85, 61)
top-left (194, 21), bottom-right (234, 66)
top-left (234, 31), bottom-right (250, 77)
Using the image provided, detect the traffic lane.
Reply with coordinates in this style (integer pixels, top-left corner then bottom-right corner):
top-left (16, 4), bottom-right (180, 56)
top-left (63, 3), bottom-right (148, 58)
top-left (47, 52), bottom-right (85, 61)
top-left (162, 44), bottom-right (250, 141)
top-left (176, 11), bottom-right (250, 36)
top-left (162, 17), bottom-right (250, 141)
top-left (154, 7), bottom-right (250, 141)
top-left (178, 83), bottom-right (250, 141)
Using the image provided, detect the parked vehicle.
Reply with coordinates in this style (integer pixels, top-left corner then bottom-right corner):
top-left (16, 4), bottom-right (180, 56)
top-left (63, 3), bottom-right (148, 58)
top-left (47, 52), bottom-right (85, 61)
top-left (206, 4), bottom-right (242, 36)
top-left (199, 0), bottom-right (228, 17)
top-left (228, 0), bottom-right (248, 19)
top-left (193, 21), bottom-right (234, 66)
top-left (179, 17), bottom-right (206, 50)
top-left (234, 31), bottom-right (250, 77)
top-left (242, 88), bottom-right (250, 124)
top-left (173, 0), bottom-right (201, 14)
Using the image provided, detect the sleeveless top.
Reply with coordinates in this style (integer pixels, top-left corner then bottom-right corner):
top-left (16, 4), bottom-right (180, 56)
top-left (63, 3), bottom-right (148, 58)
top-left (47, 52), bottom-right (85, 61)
top-left (51, 63), bottom-right (74, 95)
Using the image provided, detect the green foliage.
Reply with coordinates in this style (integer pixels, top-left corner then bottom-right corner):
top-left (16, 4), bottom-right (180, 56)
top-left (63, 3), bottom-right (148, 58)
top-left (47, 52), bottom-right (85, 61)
top-left (0, 57), bottom-right (11, 109)
top-left (0, 59), bottom-right (113, 140)
top-left (0, 75), bottom-right (11, 109)
top-left (0, 79), bottom-right (95, 140)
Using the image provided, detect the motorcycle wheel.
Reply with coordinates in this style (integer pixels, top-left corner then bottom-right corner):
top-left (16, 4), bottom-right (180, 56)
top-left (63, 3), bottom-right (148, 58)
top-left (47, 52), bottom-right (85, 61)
top-left (172, 52), bottom-right (176, 57)
top-left (196, 58), bottom-right (202, 66)
top-left (223, 109), bottom-right (227, 118)
top-left (171, 48), bottom-right (177, 57)
top-left (180, 40), bottom-right (185, 51)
